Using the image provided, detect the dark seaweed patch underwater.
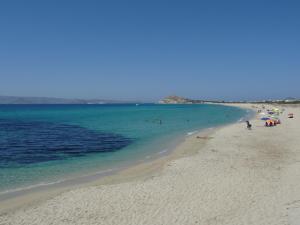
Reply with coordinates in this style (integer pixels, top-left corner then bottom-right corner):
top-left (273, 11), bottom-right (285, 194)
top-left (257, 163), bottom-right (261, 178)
top-left (0, 119), bottom-right (133, 167)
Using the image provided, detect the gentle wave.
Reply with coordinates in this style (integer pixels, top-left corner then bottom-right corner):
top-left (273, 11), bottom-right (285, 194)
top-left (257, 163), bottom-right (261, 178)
top-left (186, 131), bottom-right (198, 136)
top-left (144, 149), bottom-right (169, 160)
top-left (0, 179), bottom-right (66, 196)
top-left (0, 168), bottom-right (118, 196)
top-left (156, 149), bottom-right (169, 155)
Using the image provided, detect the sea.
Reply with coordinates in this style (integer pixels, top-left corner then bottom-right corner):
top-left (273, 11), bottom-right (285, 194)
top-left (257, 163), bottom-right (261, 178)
top-left (0, 104), bottom-right (248, 195)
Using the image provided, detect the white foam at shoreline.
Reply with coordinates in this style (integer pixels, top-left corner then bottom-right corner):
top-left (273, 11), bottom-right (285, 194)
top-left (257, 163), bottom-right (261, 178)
top-left (156, 149), bottom-right (168, 155)
top-left (0, 168), bottom-right (118, 197)
top-left (0, 179), bottom-right (66, 196)
top-left (186, 131), bottom-right (198, 136)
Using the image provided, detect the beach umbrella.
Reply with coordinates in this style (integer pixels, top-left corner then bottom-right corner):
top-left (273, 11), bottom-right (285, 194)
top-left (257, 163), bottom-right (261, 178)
top-left (261, 117), bottom-right (270, 120)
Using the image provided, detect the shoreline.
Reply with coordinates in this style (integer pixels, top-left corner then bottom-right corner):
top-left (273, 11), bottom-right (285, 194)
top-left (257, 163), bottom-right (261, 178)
top-left (0, 105), bottom-right (250, 214)
top-left (0, 125), bottom-right (221, 214)
top-left (2, 103), bottom-right (299, 225)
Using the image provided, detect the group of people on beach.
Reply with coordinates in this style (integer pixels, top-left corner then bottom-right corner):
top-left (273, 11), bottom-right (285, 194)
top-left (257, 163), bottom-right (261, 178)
top-left (246, 105), bottom-right (296, 130)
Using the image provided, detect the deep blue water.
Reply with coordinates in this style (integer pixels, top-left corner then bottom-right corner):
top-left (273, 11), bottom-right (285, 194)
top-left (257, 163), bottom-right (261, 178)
top-left (0, 119), bottom-right (132, 167)
top-left (0, 104), bottom-right (247, 193)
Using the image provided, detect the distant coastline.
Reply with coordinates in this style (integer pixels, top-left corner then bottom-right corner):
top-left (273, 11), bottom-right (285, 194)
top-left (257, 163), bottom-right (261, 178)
top-left (158, 95), bottom-right (300, 105)
top-left (1, 95), bottom-right (299, 105)
top-left (0, 96), bottom-right (141, 104)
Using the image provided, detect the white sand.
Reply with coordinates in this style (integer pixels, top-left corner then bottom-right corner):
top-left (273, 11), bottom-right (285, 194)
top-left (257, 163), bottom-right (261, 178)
top-left (1, 104), bottom-right (300, 225)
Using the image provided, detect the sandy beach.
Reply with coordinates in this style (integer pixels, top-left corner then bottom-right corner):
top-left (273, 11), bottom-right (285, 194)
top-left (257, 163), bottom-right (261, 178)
top-left (0, 103), bottom-right (299, 225)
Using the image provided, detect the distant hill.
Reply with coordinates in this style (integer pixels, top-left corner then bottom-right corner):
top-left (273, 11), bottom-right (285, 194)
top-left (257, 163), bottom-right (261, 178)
top-left (159, 95), bottom-right (204, 104)
top-left (159, 95), bottom-right (300, 104)
top-left (0, 96), bottom-right (131, 104)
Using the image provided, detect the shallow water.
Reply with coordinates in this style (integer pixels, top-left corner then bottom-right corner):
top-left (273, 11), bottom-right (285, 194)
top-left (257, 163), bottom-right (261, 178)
top-left (0, 104), bottom-right (247, 193)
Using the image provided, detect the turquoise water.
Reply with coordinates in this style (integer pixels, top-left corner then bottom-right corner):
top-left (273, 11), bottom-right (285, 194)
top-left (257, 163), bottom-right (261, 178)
top-left (0, 104), bottom-right (247, 193)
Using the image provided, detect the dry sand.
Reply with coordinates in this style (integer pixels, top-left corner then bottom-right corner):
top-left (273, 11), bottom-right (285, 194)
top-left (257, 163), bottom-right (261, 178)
top-left (0, 104), bottom-right (299, 225)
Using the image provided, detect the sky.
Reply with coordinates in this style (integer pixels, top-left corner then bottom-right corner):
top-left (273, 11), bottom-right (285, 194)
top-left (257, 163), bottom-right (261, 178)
top-left (0, 0), bottom-right (299, 101)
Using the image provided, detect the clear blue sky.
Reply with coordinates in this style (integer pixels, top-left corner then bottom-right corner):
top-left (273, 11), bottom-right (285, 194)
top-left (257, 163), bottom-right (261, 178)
top-left (0, 0), bottom-right (299, 101)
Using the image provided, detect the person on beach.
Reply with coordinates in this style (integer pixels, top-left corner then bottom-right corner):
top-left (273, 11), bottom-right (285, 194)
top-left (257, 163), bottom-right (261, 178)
top-left (246, 121), bottom-right (252, 130)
